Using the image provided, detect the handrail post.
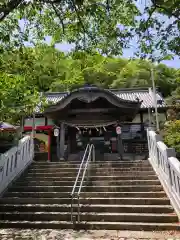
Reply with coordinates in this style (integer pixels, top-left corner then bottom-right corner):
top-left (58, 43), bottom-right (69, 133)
top-left (166, 148), bottom-right (176, 188)
top-left (71, 194), bottom-right (73, 222)
top-left (93, 145), bottom-right (95, 162)
top-left (77, 195), bottom-right (80, 223)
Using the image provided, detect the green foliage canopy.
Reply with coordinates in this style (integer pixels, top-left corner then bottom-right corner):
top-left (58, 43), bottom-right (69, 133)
top-left (0, 44), bottom-right (179, 94)
top-left (0, 72), bottom-right (39, 124)
top-left (0, 0), bottom-right (179, 58)
top-left (0, 0), bottom-right (139, 56)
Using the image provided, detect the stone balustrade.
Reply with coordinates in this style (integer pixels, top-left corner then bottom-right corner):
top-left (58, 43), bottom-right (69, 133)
top-left (147, 128), bottom-right (180, 217)
top-left (0, 133), bottom-right (34, 195)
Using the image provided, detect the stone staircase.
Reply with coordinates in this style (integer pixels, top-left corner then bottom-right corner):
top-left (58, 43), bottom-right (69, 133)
top-left (0, 160), bottom-right (179, 231)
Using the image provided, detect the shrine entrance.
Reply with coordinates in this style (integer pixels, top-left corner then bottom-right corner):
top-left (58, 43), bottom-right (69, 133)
top-left (67, 124), bottom-right (119, 155)
top-left (44, 86), bottom-right (142, 160)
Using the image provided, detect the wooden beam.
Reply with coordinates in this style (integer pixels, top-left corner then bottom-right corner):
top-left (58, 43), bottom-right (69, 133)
top-left (67, 108), bottom-right (117, 114)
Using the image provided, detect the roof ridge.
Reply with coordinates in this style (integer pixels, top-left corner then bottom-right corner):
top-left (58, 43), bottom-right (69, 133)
top-left (44, 89), bottom-right (149, 95)
top-left (43, 87), bottom-right (161, 95)
top-left (110, 88), bottom-right (149, 92)
top-left (44, 92), bottom-right (68, 95)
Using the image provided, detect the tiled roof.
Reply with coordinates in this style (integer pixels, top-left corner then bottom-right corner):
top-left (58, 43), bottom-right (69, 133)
top-left (46, 92), bottom-right (66, 104)
top-left (35, 88), bottom-right (166, 113)
top-left (112, 89), bottom-right (166, 109)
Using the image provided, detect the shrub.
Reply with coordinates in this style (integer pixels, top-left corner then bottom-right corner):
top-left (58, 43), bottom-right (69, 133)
top-left (164, 120), bottom-right (180, 158)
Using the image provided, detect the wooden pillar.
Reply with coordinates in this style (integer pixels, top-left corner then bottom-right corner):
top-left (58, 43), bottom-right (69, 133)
top-left (47, 130), bottom-right (51, 162)
top-left (140, 112), bottom-right (144, 131)
top-left (56, 131), bottom-right (60, 159)
top-left (60, 122), bottom-right (65, 160)
top-left (116, 125), bottom-right (123, 160)
top-left (69, 127), bottom-right (77, 153)
top-left (117, 134), bottom-right (123, 160)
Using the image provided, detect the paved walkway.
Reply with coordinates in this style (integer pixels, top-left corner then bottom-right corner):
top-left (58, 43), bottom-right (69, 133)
top-left (0, 229), bottom-right (180, 240)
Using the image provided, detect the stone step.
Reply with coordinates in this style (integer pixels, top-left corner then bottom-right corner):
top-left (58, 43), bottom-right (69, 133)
top-left (91, 171), bottom-right (156, 176)
top-left (90, 180), bottom-right (160, 186)
top-left (9, 185), bottom-right (163, 192)
top-left (21, 175), bottom-right (158, 181)
top-left (0, 204), bottom-right (174, 214)
top-left (0, 212), bottom-right (177, 223)
top-left (25, 171), bottom-right (156, 177)
top-left (26, 172), bottom-right (79, 177)
top-left (31, 162), bottom-right (151, 168)
top-left (28, 167), bottom-right (153, 173)
top-left (1, 158), bottom-right (177, 232)
top-left (32, 160), bottom-right (148, 165)
top-left (4, 191), bottom-right (167, 198)
top-left (0, 197), bottom-right (171, 205)
top-left (0, 220), bottom-right (179, 231)
top-left (28, 168), bottom-right (80, 173)
top-left (15, 180), bottom-right (161, 186)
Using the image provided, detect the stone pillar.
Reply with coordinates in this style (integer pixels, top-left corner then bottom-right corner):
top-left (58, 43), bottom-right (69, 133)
top-left (59, 122), bottom-right (65, 160)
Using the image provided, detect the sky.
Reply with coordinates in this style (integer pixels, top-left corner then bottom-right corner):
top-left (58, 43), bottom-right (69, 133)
top-left (54, 0), bottom-right (180, 69)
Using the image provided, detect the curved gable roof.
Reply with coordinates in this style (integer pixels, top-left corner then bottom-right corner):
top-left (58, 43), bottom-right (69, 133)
top-left (44, 86), bottom-right (142, 115)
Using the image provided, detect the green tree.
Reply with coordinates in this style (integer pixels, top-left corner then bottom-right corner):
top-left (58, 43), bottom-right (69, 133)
top-left (0, 72), bottom-right (39, 124)
top-left (0, 0), bottom-right (139, 56)
top-left (164, 120), bottom-right (180, 158)
top-left (0, 44), bottom-right (179, 119)
top-left (1, 45), bottom-right (179, 93)
top-left (137, 0), bottom-right (180, 58)
top-left (1, 0), bottom-right (180, 59)
top-left (155, 64), bottom-right (178, 97)
top-left (111, 60), bottom-right (152, 88)
top-left (0, 45), bottom-right (69, 92)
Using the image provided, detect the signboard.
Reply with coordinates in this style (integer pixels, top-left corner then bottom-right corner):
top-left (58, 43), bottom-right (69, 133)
top-left (24, 132), bottom-right (48, 153)
top-left (54, 128), bottom-right (59, 137)
top-left (24, 118), bottom-right (45, 127)
top-left (34, 133), bottom-right (48, 153)
top-left (116, 126), bottom-right (121, 135)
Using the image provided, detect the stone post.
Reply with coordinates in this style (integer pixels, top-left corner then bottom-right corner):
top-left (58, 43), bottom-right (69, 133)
top-left (166, 148), bottom-right (176, 187)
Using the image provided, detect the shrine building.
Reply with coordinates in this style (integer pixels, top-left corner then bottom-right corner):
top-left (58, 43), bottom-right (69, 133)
top-left (23, 86), bottom-right (167, 161)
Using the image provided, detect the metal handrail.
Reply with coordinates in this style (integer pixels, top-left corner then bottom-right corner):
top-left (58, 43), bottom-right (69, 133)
top-left (77, 144), bottom-right (95, 222)
top-left (71, 144), bottom-right (90, 199)
top-left (70, 144), bottom-right (90, 222)
top-left (70, 143), bottom-right (95, 223)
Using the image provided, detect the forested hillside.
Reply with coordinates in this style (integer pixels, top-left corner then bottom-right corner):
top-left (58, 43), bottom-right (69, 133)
top-left (0, 0), bottom-right (180, 125)
top-left (0, 45), bottom-right (180, 123)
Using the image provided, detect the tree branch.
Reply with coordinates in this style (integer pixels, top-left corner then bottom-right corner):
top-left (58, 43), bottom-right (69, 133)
top-left (144, 6), bottom-right (157, 33)
top-left (71, 0), bottom-right (86, 35)
top-left (51, 3), bottom-right (65, 34)
top-left (0, 0), bottom-right (23, 22)
top-left (151, 0), bottom-right (180, 20)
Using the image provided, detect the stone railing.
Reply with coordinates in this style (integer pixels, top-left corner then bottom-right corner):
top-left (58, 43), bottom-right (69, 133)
top-left (147, 128), bottom-right (180, 217)
top-left (0, 133), bottom-right (34, 195)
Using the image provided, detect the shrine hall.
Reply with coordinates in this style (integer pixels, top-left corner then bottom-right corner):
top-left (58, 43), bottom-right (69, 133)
top-left (23, 85), bottom-right (167, 161)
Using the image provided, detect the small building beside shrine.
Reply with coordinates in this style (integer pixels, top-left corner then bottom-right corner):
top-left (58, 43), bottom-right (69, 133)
top-left (23, 86), bottom-right (167, 161)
